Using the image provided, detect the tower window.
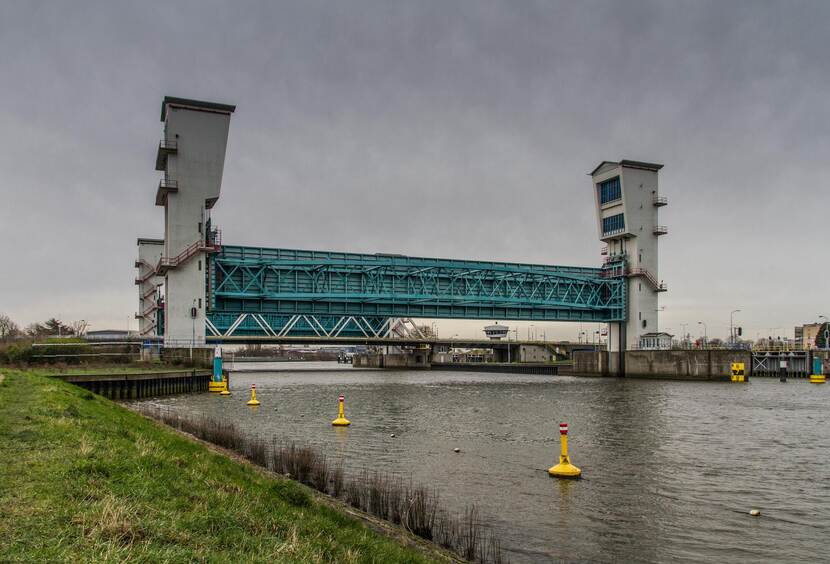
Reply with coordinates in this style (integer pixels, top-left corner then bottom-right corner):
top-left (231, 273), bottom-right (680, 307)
top-left (598, 177), bottom-right (622, 204)
top-left (602, 213), bottom-right (625, 235)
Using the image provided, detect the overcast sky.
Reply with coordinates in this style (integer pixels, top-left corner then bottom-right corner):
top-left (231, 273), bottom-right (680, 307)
top-left (1, 0), bottom-right (827, 340)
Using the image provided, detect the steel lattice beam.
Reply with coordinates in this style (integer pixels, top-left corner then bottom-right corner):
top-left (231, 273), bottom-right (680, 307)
top-left (206, 245), bottom-right (625, 337)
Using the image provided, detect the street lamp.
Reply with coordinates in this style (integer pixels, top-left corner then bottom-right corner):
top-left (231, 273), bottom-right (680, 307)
top-left (698, 321), bottom-right (707, 348)
top-left (730, 309), bottom-right (741, 346)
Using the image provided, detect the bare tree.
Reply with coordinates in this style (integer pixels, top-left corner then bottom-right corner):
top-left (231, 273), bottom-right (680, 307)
top-left (0, 314), bottom-right (20, 340)
top-left (69, 319), bottom-right (89, 336)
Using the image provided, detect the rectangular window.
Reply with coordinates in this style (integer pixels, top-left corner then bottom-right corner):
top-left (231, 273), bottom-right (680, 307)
top-left (198, 298), bottom-right (202, 309)
top-left (198, 260), bottom-right (202, 271)
top-left (598, 177), bottom-right (622, 204)
top-left (602, 213), bottom-right (625, 235)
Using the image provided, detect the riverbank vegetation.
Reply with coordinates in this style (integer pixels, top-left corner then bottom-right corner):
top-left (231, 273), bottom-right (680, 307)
top-left (0, 369), bottom-right (450, 562)
top-left (140, 406), bottom-right (505, 563)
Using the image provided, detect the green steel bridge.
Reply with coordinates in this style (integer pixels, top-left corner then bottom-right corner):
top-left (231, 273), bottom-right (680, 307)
top-left (198, 244), bottom-right (626, 339)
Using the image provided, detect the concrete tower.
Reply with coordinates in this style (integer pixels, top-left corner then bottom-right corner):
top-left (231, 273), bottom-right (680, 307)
top-left (135, 238), bottom-right (164, 336)
top-left (590, 160), bottom-right (666, 351)
top-left (155, 97), bottom-right (235, 346)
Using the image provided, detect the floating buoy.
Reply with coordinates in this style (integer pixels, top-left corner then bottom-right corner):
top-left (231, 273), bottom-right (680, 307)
top-left (809, 374), bottom-right (826, 384)
top-left (390, 433), bottom-right (396, 438)
top-left (750, 509), bottom-right (761, 517)
top-left (246, 384), bottom-right (261, 406)
top-left (209, 347), bottom-right (225, 392)
top-left (332, 394), bottom-right (351, 426)
top-left (220, 369), bottom-right (230, 395)
top-left (548, 423), bottom-right (581, 479)
top-left (453, 447), bottom-right (461, 453)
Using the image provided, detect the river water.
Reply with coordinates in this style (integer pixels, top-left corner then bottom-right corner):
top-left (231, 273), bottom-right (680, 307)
top-left (147, 362), bottom-right (829, 562)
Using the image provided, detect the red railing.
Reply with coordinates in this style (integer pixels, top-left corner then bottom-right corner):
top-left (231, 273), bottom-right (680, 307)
top-left (627, 267), bottom-right (667, 291)
top-left (157, 236), bottom-right (220, 272)
top-left (134, 260), bottom-right (157, 284)
top-left (601, 266), bottom-right (667, 291)
top-left (142, 285), bottom-right (160, 300)
top-left (140, 303), bottom-right (159, 317)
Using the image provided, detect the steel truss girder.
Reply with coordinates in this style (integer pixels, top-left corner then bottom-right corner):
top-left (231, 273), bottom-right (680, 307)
top-left (208, 246), bottom-right (626, 325)
top-left (206, 313), bottom-right (396, 338)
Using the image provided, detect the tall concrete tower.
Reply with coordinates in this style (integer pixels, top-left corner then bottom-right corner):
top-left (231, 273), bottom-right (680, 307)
top-left (591, 160), bottom-right (666, 351)
top-left (154, 97), bottom-right (235, 346)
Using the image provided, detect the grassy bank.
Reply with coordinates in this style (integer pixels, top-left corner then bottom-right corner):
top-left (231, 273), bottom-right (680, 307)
top-left (0, 369), bottom-right (444, 562)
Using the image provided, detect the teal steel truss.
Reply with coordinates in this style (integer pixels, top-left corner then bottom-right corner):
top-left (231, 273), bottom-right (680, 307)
top-left (205, 245), bottom-right (626, 337)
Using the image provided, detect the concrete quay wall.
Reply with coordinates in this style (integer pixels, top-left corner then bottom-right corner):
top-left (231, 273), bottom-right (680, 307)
top-left (353, 352), bottom-right (430, 369)
top-left (573, 350), bottom-right (752, 380)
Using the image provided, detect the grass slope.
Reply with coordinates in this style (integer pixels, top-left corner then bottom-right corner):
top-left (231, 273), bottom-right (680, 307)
top-left (0, 369), bottom-right (437, 563)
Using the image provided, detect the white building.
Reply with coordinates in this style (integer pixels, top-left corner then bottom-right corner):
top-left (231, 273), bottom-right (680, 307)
top-left (591, 160), bottom-right (667, 351)
top-left (484, 323), bottom-right (509, 340)
top-left (638, 332), bottom-right (673, 350)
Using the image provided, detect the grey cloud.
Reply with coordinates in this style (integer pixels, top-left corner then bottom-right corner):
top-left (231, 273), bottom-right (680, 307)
top-left (1, 0), bottom-right (827, 339)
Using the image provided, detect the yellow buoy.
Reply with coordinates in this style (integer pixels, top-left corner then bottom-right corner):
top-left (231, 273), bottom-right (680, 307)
top-left (331, 394), bottom-right (351, 426)
top-left (246, 384), bottom-right (261, 406)
top-left (809, 374), bottom-right (826, 384)
top-left (220, 372), bottom-right (231, 395)
top-left (731, 362), bottom-right (746, 383)
top-left (548, 422), bottom-right (581, 479)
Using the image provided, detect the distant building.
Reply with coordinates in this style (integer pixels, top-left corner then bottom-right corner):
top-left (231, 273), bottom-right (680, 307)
top-left (796, 323), bottom-right (827, 350)
top-left (638, 332), bottom-right (673, 350)
top-left (484, 323), bottom-right (509, 340)
top-left (86, 330), bottom-right (136, 341)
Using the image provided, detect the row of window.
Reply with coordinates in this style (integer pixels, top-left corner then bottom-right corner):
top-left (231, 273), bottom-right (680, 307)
top-left (602, 213), bottom-right (625, 234)
top-left (598, 177), bottom-right (621, 204)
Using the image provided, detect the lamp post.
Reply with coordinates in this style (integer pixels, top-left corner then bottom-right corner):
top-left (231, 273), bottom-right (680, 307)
top-left (730, 309), bottom-right (741, 346)
top-left (680, 323), bottom-right (688, 349)
top-left (698, 321), bottom-right (707, 348)
top-left (191, 299), bottom-right (197, 361)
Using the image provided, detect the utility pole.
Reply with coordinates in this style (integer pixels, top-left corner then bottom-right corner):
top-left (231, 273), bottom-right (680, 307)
top-left (698, 321), bottom-right (707, 348)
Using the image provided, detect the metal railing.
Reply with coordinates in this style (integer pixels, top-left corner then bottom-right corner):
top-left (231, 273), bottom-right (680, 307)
top-left (159, 177), bottom-right (178, 190)
top-left (653, 225), bottom-right (668, 235)
top-left (653, 195), bottom-right (667, 206)
top-left (157, 237), bottom-right (220, 272)
top-left (158, 139), bottom-right (178, 152)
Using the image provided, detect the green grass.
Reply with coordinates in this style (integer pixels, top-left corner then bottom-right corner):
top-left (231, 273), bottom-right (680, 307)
top-left (0, 369), bottom-right (440, 563)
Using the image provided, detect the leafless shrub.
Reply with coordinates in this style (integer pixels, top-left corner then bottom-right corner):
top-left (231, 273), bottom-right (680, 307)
top-left (140, 406), bottom-right (507, 563)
